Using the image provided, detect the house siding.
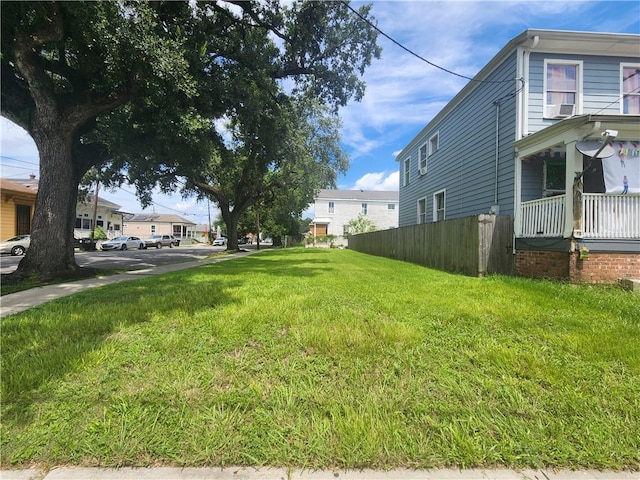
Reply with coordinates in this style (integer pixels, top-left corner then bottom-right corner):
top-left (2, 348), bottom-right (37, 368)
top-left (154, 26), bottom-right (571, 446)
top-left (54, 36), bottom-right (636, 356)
top-left (399, 51), bottom-right (519, 227)
top-left (527, 52), bottom-right (640, 133)
top-left (311, 190), bottom-right (399, 246)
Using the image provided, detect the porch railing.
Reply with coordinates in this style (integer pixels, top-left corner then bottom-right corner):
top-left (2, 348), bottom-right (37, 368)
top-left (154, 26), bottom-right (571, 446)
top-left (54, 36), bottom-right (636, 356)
top-left (519, 195), bottom-right (565, 237)
top-left (582, 193), bottom-right (640, 238)
top-left (519, 193), bottom-right (640, 238)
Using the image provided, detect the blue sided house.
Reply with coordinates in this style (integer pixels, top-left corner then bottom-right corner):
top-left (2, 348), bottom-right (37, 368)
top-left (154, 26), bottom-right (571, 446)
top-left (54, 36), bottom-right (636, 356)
top-left (396, 29), bottom-right (639, 284)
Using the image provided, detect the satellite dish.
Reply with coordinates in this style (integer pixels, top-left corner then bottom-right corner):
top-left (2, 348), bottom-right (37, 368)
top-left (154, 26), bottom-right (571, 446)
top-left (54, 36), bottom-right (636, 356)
top-left (576, 140), bottom-right (614, 159)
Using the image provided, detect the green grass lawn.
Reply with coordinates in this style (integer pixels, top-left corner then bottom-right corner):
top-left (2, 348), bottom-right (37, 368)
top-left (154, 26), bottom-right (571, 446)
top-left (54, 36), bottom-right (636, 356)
top-left (2, 248), bottom-right (639, 469)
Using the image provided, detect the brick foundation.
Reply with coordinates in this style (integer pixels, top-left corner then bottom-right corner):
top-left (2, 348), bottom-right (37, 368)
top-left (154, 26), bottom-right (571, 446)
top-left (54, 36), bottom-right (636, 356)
top-left (516, 250), bottom-right (640, 284)
top-left (569, 251), bottom-right (640, 284)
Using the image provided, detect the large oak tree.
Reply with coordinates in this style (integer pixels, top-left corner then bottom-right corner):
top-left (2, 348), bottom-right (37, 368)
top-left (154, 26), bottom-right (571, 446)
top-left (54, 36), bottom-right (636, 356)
top-left (1, 1), bottom-right (379, 281)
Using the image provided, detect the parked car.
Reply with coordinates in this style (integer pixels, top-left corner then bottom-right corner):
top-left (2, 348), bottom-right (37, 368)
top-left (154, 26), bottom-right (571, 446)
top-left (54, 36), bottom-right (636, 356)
top-left (74, 237), bottom-right (95, 251)
top-left (144, 234), bottom-right (179, 249)
top-left (0, 235), bottom-right (31, 256)
top-left (100, 236), bottom-right (145, 251)
top-left (212, 236), bottom-right (227, 246)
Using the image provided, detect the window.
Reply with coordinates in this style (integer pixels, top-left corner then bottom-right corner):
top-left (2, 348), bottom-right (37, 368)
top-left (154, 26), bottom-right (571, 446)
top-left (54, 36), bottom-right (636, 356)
top-left (75, 217), bottom-right (82, 228)
top-left (361, 203), bottom-right (368, 215)
top-left (622, 64), bottom-right (640, 114)
top-left (96, 220), bottom-right (104, 228)
top-left (16, 205), bottom-right (31, 235)
top-left (418, 143), bottom-right (428, 175)
top-left (433, 190), bottom-right (446, 222)
top-left (388, 203), bottom-right (395, 210)
top-left (544, 60), bottom-right (581, 118)
top-left (343, 225), bottom-right (350, 236)
top-left (151, 224), bottom-right (156, 234)
top-left (429, 132), bottom-right (439, 155)
top-left (328, 201), bottom-right (335, 214)
top-left (113, 224), bottom-right (121, 231)
top-left (417, 198), bottom-right (426, 224)
top-left (403, 157), bottom-right (410, 186)
top-left (82, 218), bottom-right (92, 230)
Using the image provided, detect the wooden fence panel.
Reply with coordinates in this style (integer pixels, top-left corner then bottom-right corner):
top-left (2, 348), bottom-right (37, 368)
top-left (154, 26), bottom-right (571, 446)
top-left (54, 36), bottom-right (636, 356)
top-left (348, 215), bottom-right (514, 277)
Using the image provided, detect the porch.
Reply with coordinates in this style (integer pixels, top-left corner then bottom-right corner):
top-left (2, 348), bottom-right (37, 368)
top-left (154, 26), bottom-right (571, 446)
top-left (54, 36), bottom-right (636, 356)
top-left (518, 193), bottom-right (640, 239)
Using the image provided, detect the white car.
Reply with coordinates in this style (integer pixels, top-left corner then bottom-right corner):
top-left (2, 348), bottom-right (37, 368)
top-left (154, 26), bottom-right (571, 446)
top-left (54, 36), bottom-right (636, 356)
top-left (100, 236), bottom-right (145, 251)
top-left (212, 236), bottom-right (227, 246)
top-left (0, 235), bottom-right (31, 255)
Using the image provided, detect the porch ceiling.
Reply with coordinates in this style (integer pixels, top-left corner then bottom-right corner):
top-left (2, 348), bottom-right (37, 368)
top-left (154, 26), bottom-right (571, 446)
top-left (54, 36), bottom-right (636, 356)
top-left (515, 115), bottom-right (640, 159)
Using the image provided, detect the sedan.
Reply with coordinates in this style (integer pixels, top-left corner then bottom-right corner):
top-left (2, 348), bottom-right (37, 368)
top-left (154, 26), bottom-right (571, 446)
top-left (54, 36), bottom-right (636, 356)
top-left (100, 236), bottom-right (145, 251)
top-left (144, 234), bottom-right (179, 249)
top-left (212, 236), bottom-right (227, 246)
top-left (0, 235), bottom-right (31, 256)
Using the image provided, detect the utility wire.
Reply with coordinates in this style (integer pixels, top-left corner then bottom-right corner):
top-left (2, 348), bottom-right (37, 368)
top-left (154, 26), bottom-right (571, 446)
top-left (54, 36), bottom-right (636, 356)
top-left (344, 1), bottom-right (518, 85)
top-left (0, 155), bottom-right (40, 167)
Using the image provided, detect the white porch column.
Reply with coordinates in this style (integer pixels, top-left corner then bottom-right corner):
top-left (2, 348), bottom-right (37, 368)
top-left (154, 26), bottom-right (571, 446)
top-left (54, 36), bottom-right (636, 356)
top-left (513, 150), bottom-right (522, 237)
top-left (563, 140), bottom-right (580, 238)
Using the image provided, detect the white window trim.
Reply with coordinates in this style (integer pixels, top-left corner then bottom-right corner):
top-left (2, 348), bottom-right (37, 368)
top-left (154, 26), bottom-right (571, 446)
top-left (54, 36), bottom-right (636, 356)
top-left (418, 142), bottom-right (428, 175)
top-left (621, 62), bottom-right (640, 114)
top-left (361, 203), bottom-right (368, 215)
top-left (543, 59), bottom-right (582, 119)
top-left (433, 189), bottom-right (446, 222)
top-left (417, 197), bottom-right (427, 225)
top-left (429, 132), bottom-right (439, 156)
top-left (403, 157), bottom-right (411, 186)
top-left (328, 201), bottom-right (335, 214)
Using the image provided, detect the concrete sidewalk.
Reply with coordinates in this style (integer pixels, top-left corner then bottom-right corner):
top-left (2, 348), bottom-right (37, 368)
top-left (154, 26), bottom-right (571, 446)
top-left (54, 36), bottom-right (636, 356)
top-left (2, 467), bottom-right (638, 480)
top-left (0, 249), bottom-right (260, 318)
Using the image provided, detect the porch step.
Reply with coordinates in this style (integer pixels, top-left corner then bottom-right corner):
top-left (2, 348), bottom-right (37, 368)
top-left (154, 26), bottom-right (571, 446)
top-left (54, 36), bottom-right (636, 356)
top-left (619, 278), bottom-right (640, 293)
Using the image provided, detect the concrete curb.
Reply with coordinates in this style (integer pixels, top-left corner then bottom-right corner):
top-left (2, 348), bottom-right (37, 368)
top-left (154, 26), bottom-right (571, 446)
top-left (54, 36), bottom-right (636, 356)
top-left (1, 467), bottom-right (638, 480)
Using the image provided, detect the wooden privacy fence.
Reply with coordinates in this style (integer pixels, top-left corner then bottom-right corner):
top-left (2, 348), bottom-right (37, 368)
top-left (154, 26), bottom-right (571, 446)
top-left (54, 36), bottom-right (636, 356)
top-left (348, 214), bottom-right (515, 277)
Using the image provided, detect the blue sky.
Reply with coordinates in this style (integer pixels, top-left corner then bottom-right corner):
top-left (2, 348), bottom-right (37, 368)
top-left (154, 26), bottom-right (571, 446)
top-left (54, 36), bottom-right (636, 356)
top-left (1, 0), bottom-right (639, 224)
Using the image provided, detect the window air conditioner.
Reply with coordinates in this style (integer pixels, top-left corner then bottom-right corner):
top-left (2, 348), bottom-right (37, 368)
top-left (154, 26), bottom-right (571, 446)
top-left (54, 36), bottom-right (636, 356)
top-left (418, 166), bottom-right (427, 176)
top-left (547, 103), bottom-right (575, 119)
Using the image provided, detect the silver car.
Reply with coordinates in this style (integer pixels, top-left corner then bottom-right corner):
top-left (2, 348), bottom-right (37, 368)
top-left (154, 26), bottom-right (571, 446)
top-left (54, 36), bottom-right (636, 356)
top-left (0, 235), bottom-right (31, 256)
top-left (144, 234), bottom-right (179, 249)
top-left (100, 236), bottom-right (145, 251)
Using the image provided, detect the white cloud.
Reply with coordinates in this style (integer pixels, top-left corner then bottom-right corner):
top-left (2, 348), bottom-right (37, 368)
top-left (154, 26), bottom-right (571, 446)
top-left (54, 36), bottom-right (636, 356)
top-left (352, 171), bottom-right (399, 191)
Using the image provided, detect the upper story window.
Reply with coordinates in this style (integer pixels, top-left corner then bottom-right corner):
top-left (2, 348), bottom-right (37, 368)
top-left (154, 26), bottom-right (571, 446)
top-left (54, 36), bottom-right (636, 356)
top-left (417, 198), bottom-right (426, 224)
top-left (429, 132), bottom-right (439, 155)
top-left (403, 157), bottom-right (410, 186)
top-left (418, 143), bottom-right (427, 176)
top-left (328, 201), bottom-right (335, 214)
top-left (361, 203), bottom-right (368, 215)
top-left (388, 203), bottom-right (395, 210)
top-left (622, 64), bottom-right (640, 114)
top-left (544, 60), bottom-right (582, 118)
top-left (151, 224), bottom-right (156, 234)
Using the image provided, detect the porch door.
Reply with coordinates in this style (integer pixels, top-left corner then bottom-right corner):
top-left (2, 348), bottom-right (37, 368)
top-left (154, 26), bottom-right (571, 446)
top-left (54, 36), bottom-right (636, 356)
top-left (314, 224), bottom-right (328, 236)
top-left (16, 204), bottom-right (31, 235)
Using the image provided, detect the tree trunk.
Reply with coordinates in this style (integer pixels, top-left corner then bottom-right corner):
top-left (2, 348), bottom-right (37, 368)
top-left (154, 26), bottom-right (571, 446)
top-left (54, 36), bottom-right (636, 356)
top-left (221, 207), bottom-right (241, 252)
top-left (12, 125), bottom-right (85, 282)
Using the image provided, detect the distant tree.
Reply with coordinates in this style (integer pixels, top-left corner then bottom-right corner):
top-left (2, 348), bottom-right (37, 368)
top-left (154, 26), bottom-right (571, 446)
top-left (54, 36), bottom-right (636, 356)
top-left (347, 214), bottom-right (377, 235)
top-left (186, 99), bottom-right (350, 251)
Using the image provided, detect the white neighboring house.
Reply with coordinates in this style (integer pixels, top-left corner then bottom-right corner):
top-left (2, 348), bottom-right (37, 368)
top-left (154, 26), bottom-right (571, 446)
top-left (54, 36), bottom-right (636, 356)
top-left (75, 193), bottom-right (128, 239)
top-left (310, 189), bottom-right (399, 246)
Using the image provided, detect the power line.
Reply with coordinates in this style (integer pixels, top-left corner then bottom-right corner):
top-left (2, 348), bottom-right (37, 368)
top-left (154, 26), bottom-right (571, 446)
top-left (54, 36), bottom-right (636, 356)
top-left (118, 185), bottom-right (203, 218)
top-left (0, 155), bottom-right (40, 167)
top-left (344, 1), bottom-right (517, 85)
